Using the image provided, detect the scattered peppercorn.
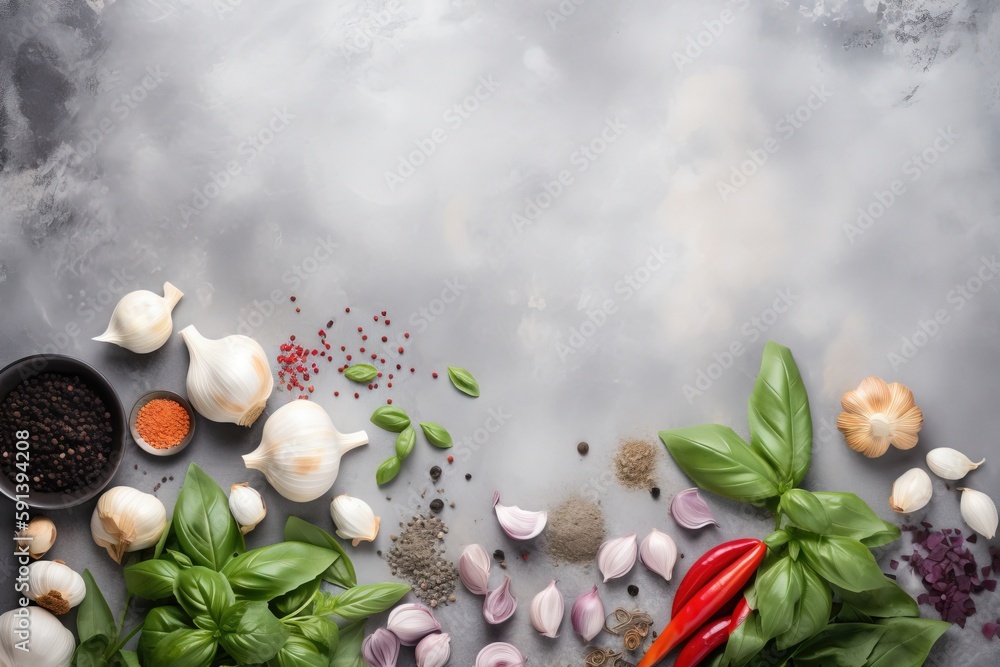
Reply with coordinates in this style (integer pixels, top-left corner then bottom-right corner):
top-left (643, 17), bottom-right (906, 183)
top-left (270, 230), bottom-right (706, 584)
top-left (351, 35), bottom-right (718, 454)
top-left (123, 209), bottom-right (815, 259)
top-left (577, 441), bottom-right (589, 455)
top-left (430, 466), bottom-right (442, 481)
top-left (650, 486), bottom-right (661, 499)
top-left (432, 372), bottom-right (438, 378)
top-left (628, 585), bottom-right (639, 597)
top-left (430, 499), bottom-right (444, 513)
top-left (290, 296), bottom-right (296, 302)
top-left (447, 456), bottom-right (454, 463)
top-left (493, 549), bottom-right (505, 562)
top-left (465, 473), bottom-right (472, 481)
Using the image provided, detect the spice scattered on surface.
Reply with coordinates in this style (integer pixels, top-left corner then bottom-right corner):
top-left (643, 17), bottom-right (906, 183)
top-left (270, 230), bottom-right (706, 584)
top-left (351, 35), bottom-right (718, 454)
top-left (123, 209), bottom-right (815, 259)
top-left (386, 514), bottom-right (458, 606)
top-left (430, 498), bottom-right (444, 513)
top-left (465, 473), bottom-right (472, 481)
top-left (135, 399), bottom-right (190, 449)
top-left (628, 585), bottom-right (639, 597)
top-left (577, 441), bottom-right (589, 455)
top-left (430, 466), bottom-right (442, 481)
top-left (493, 549), bottom-right (505, 562)
top-left (650, 486), bottom-right (660, 499)
top-left (615, 438), bottom-right (659, 489)
top-left (547, 496), bottom-right (607, 563)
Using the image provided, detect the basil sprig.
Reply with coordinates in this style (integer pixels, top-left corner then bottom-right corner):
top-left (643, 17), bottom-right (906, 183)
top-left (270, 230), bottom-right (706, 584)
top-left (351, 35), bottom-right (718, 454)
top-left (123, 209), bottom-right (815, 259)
top-left (663, 342), bottom-right (949, 667)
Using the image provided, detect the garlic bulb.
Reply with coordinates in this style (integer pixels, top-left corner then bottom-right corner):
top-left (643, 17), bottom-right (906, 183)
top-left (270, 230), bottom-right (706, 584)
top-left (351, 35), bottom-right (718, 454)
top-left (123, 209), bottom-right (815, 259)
top-left (331, 495), bottom-right (380, 546)
top-left (91, 486), bottom-right (167, 563)
top-left (229, 483), bottom-right (267, 535)
top-left (888, 468), bottom-right (933, 514)
top-left (179, 325), bottom-right (272, 426)
top-left (27, 561), bottom-right (86, 615)
top-left (16, 516), bottom-right (56, 559)
top-left (958, 487), bottom-right (998, 539)
top-left (925, 448), bottom-right (985, 481)
top-left (837, 377), bottom-right (923, 457)
top-left (93, 282), bottom-right (183, 353)
top-left (244, 400), bottom-right (368, 502)
top-left (0, 607), bottom-right (75, 667)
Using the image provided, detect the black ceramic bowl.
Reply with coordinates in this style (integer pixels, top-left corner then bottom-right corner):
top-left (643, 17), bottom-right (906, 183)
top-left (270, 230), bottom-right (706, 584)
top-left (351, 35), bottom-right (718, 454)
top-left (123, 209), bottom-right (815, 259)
top-left (0, 354), bottom-right (127, 509)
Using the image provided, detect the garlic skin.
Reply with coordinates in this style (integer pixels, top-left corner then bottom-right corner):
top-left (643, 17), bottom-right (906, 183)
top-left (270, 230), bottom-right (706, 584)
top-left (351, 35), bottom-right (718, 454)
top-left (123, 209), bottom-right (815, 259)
top-left (597, 533), bottom-right (638, 582)
top-left (926, 448), bottom-right (985, 481)
top-left (571, 586), bottom-right (605, 642)
top-left (483, 576), bottom-right (517, 625)
top-left (639, 528), bottom-right (678, 582)
top-left (179, 325), bottom-right (272, 426)
top-left (475, 643), bottom-right (526, 667)
top-left (330, 495), bottom-right (380, 546)
top-left (94, 282), bottom-right (183, 353)
top-left (530, 580), bottom-right (564, 638)
top-left (492, 491), bottom-right (547, 540)
top-left (459, 544), bottom-right (491, 595)
top-left (27, 561), bottom-right (86, 615)
top-left (958, 487), bottom-right (998, 539)
top-left (16, 516), bottom-right (56, 559)
top-left (229, 483), bottom-right (267, 535)
top-left (362, 628), bottom-right (400, 667)
top-left (91, 486), bottom-right (167, 563)
top-left (386, 604), bottom-right (441, 646)
top-left (888, 468), bottom-right (933, 514)
top-left (415, 633), bottom-right (451, 667)
top-left (0, 607), bottom-right (75, 667)
top-left (244, 400), bottom-right (368, 502)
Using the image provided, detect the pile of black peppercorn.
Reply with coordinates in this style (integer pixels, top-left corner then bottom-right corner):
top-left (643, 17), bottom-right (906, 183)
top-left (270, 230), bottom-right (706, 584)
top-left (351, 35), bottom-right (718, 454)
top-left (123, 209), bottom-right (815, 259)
top-left (0, 373), bottom-right (114, 493)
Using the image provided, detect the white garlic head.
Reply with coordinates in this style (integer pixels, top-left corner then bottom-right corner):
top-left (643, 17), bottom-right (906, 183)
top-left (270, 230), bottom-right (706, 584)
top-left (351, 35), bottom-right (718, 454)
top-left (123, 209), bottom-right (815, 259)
top-left (16, 516), bottom-right (56, 560)
top-left (27, 561), bottom-right (86, 615)
top-left (229, 483), bottom-right (267, 535)
top-left (91, 486), bottom-right (168, 563)
top-left (0, 607), bottom-right (75, 667)
top-left (93, 282), bottom-right (183, 353)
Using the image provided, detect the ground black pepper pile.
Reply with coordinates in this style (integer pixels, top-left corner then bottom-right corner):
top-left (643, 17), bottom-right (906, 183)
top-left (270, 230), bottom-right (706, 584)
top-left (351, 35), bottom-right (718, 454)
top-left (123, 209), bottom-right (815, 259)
top-left (386, 514), bottom-right (459, 607)
top-left (0, 373), bottom-right (114, 493)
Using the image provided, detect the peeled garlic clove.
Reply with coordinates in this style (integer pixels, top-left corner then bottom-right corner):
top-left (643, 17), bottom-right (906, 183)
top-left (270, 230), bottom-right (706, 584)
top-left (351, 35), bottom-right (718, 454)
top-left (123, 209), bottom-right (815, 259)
top-left (229, 483), bottom-right (266, 535)
top-left (91, 486), bottom-right (167, 563)
top-left (958, 487), bottom-right (998, 539)
top-left (179, 325), bottom-right (272, 426)
top-left (483, 575), bottom-right (517, 624)
top-left (530, 580), bottom-right (564, 638)
top-left (889, 468), bottom-right (933, 513)
top-left (330, 495), bottom-right (380, 546)
top-left (597, 533), bottom-right (638, 582)
top-left (386, 604), bottom-right (441, 646)
top-left (0, 606), bottom-right (75, 667)
top-left (639, 528), bottom-right (678, 582)
top-left (459, 544), bottom-right (491, 595)
top-left (94, 282), bottom-right (183, 353)
top-left (925, 448), bottom-right (985, 481)
top-left (362, 628), bottom-right (400, 667)
top-left (16, 516), bottom-right (56, 560)
top-left (571, 585), bottom-right (605, 642)
top-left (492, 491), bottom-right (547, 540)
top-left (475, 642), bottom-right (526, 667)
top-left (27, 561), bottom-right (86, 615)
top-left (415, 632), bottom-right (451, 667)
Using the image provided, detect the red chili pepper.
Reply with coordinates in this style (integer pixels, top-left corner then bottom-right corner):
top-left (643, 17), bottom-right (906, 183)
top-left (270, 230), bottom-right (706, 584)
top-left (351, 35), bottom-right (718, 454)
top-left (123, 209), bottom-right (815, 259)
top-left (671, 538), bottom-right (759, 617)
top-left (674, 598), bottom-right (751, 667)
top-left (636, 541), bottom-right (765, 667)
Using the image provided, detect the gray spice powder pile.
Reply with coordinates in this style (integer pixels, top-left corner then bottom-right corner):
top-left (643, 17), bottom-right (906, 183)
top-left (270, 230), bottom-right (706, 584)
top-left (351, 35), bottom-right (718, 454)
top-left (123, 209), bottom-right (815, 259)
top-left (615, 437), bottom-right (659, 489)
top-left (386, 514), bottom-right (459, 607)
top-left (547, 496), bottom-right (607, 564)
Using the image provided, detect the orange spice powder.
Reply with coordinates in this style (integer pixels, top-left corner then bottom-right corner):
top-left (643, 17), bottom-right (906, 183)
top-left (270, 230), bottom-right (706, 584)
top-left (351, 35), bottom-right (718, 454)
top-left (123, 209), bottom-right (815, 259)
top-left (136, 399), bottom-right (190, 449)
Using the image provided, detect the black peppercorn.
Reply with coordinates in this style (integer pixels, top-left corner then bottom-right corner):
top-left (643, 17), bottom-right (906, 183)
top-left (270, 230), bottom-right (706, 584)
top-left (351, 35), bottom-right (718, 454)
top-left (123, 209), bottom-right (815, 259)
top-left (650, 486), bottom-right (661, 499)
top-left (430, 466), bottom-right (442, 481)
top-left (628, 585), bottom-right (639, 596)
top-left (465, 473), bottom-right (472, 481)
top-left (430, 499), bottom-right (444, 513)
top-left (577, 441), bottom-right (589, 455)
top-left (493, 549), bottom-right (505, 562)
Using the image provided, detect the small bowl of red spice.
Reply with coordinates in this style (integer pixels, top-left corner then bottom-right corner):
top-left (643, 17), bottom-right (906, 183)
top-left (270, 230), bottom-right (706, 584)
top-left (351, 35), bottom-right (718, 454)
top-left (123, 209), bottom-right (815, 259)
top-left (129, 391), bottom-right (195, 456)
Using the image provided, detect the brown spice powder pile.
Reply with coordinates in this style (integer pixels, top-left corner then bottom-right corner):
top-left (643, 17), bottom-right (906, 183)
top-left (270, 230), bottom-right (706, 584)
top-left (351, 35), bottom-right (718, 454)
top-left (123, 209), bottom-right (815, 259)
top-left (386, 514), bottom-right (459, 607)
top-left (547, 496), bottom-right (607, 563)
top-left (615, 438), bottom-right (659, 489)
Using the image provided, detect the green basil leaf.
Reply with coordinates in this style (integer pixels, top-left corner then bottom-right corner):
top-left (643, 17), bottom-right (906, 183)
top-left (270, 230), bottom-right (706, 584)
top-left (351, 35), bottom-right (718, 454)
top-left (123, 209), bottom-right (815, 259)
top-left (147, 628), bottom-right (217, 667)
top-left (272, 577), bottom-right (322, 617)
top-left (811, 492), bottom-right (901, 547)
top-left (836, 602), bottom-right (873, 623)
top-left (659, 425), bottom-right (781, 502)
top-left (77, 569), bottom-right (117, 643)
top-left (780, 489), bottom-right (831, 534)
top-left (71, 634), bottom-right (109, 667)
top-left (124, 559), bottom-right (181, 600)
top-left (395, 427), bottom-right (416, 459)
top-left (329, 582), bottom-right (411, 620)
top-left (269, 635), bottom-right (329, 667)
top-left (370, 406), bottom-right (410, 432)
top-left (344, 364), bottom-right (378, 383)
top-left (722, 610), bottom-right (767, 667)
top-left (330, 620), bottom-right (366, 667)
top-left (173, 566), bottom-right (235, 630)
top-left (776, 563), bottom-right (832, 649)
top-left (376, 456), bottom-right (402, 485)
top-left (285, 616), bottom-right (339, 651)
top-left (222, 542), bottom-right (337, 601)
top-left (865, 617), bottom-right (950, 667)
top-left (755, 555), bottom-right (803, 640)
top-left (219, 600), bottom-right (290, 664)
top-left (163, 549), bottom-right (193, 569)
top-left (419, 421), bottom-right (453, 448)
top-left (137, 606), bottom-right (193, 666)
top-left (114, 650), bottom-right (140, 667)
top-left (447, 366), bottom-right (480, 397)
top-left (797, 534), bottom-right (886, 593)
top-left (284, 517), bottom-right (357, 588)
top-left (174, 463), bottom-right (245, 571)
top-left (747, 341), bottom-right (812, 488)
top-left (832, 578), bottom-right (919, 619)
top-left (153, 516), bottom-right (174, 559)
top-left (792, 623), bottom-right (886, 667)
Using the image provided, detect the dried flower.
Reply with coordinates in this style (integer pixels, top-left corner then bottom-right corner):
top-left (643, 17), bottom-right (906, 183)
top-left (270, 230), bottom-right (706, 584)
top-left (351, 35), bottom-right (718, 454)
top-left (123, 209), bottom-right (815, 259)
top-left (837, 376), bottom-right (923, 457)
top-left (889, 468), bottom-right (933, 513)
top-left (597, 534), bottom-right (638, 582)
